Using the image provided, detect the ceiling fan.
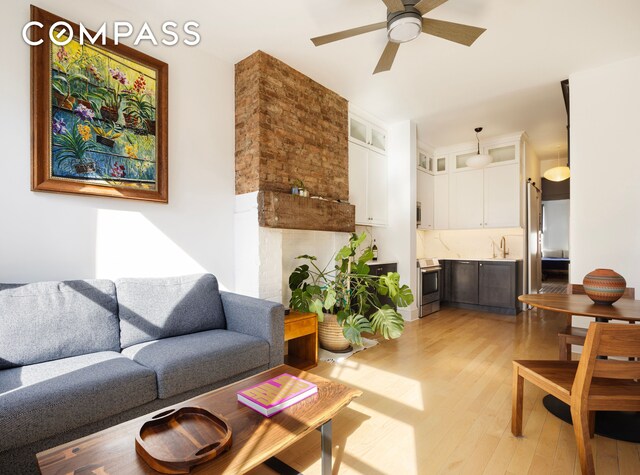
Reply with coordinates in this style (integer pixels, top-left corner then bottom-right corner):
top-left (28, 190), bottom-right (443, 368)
top-left (311, 0), bottom-right (486, 74)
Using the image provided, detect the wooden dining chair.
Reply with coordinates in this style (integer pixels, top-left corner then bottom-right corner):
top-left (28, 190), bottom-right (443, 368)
top-left (558, 284), bottom-right (635, 360)
top-left (512, 322), bottom-right (640, 474)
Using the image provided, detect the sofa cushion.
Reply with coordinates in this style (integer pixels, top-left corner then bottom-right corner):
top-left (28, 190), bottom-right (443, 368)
top-left (122, 329), bottom-right (269, 399)
top-left (0, 280), bottom-right (120, 369)
top-left (0, 351), bottom-right (157, 451)
top-left (117, 274), bottom-right (226, 349)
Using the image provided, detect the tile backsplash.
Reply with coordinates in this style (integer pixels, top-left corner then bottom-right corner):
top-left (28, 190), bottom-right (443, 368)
top-left (417, 228), bottom-right (524, 260)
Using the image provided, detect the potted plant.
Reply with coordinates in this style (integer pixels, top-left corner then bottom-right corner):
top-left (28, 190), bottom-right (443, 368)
top-left (52, 72), bottom-right (88, 110)
top-left (52, 119), bottom-right (96, 174)
top-left (91, 123), bottom-right (123, 148)
top-left (122, 91), bottom-right (154, 131)
top-left (288, 232), bottom-right (413, 351)
top-left (95, 68), bottom-right (129, 122)
top-left (121, 74), bottom-right (155, 133)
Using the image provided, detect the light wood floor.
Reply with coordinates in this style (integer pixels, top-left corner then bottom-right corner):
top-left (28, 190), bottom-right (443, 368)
top-left (249, 306), bottom-right (640, 475)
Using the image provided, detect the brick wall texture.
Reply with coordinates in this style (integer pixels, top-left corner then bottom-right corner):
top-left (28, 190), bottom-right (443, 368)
top-left (235, 51), bottom-right (349, 201)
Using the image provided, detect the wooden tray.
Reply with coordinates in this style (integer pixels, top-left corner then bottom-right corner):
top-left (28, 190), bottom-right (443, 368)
top-left (135, 406), bottom-right (232, 474)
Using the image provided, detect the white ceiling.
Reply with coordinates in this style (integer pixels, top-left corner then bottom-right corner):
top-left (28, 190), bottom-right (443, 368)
top-left (108, 0), bottom-right (640, 159)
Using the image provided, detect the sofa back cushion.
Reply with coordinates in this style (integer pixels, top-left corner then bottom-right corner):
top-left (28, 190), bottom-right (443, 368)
top-left (0, 280), bottom-right (120, 369)
top-left (117, 274), bottom-right (226, 349)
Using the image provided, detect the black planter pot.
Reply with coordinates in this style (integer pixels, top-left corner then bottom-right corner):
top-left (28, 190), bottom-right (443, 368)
top-left (96, 135), bottom-right (115, 148)
top-left (74, 162), bottom-right (96, 174)
top-left (100, 106), bottom-right (119, 122)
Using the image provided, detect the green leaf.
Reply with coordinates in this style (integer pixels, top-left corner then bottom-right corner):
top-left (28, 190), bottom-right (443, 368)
top-left (377, 272), bottom-right (401, 299)
top-left (308, 299), bottom-right (325, 322)
top-left (335, 245), bottom-right (353, 261)
top-left (341, 313), bottom-right (373, 345)
top-left (289, 288), bottom-right (310, 311)
top-left (288, 264), bottom-right (309, 290)
top-left (370, 306), bottom-right (405, 340)
top-left (323, 288), bottom-right (337, 310)
top-left (350, 232), bottom-right (367, 250)
top-left (392, 285), bottom-right (414, 307)
top-left (358, 248), bottom-right (374, 265)
top-left (295, 254), bottom-right (317, 261)
top-left (352, 261), bottom-right (370, 276)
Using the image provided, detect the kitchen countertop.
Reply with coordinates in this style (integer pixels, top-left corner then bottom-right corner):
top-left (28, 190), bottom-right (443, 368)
top-left (437, 257), bottom-right (523, 263)
top-left (366, 260), bottom-right (397, 266)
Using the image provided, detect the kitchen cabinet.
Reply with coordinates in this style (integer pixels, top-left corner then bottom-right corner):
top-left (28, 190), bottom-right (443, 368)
top-left (440, 259), bottom-right (451, 302)
top-left (442, 259), bottom-right (522, 314)
top-left (449, 169), bottom-right (484, 229)
top-left (450, 261), bottom-right (479, 305)
top-left (483, 163), bottom-right (520, 228)
top-left (349, 141), bottom-right (388, 226)
top-left (349, 114), bottom-right (386, 154)
top-left (449, 164), bottom-right (520, 229)
top-left (433, 174), bottom-right (449, 230)
top-left (431, 133), bottom-right (525, 231)
top-left (417, 169), bottom-right (434, 230)
top-left (479, 261), bottom-right (517, 308)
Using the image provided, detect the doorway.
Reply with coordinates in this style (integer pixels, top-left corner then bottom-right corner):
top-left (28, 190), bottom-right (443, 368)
top-left (540, 177), bottom-right (570, 294)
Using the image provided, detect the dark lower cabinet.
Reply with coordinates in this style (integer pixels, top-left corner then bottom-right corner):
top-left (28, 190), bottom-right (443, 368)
top-left (479, 261), bottom-right (516, 308)
top-left (451, 261), bottom-right (479, 305)
top-left (441, 259), bottom-right (451, 303)
top-left (441, 259), bottom-right (522, 315)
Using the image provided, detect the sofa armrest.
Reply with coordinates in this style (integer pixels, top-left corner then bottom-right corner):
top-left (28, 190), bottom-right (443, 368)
top-left (220, 292), bottom-right (284, 368)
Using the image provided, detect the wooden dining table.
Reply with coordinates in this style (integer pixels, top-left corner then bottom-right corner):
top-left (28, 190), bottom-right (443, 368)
top-left (519, 293), bottom-right (640, 442)
top-left (519, 293), bottom-right (640, 323)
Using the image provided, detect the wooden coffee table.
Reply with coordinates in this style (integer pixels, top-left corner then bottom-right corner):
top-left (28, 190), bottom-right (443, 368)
top-left (37, 365), bottom-right (361, 475)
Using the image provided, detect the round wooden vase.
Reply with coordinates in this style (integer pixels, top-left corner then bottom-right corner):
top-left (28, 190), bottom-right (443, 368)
top-left (318, 314), bottom-right (352, 353)
top-left (583, 269), bottom-right (626, 305)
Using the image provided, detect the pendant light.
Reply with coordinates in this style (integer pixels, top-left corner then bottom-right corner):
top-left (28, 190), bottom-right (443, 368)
top-left (544, 148), bottom-right (570, 182)
top-left (466, 127), bottom-right (493, 169)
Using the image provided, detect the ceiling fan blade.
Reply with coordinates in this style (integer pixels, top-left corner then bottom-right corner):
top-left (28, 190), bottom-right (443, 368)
top-left (415, 0), bottom-right (449, 16)
top-left (374, 42), bottom-right (400, 74)
top-left (422, 18), bottom-right (486, 46)
top-left (311, 21), bottom-right (387, 46)
top-left (382, 0), bottom-right (406, 13)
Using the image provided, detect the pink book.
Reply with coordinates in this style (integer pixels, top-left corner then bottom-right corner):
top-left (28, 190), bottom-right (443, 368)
top-left (237, 373), bottom-right (318, 417)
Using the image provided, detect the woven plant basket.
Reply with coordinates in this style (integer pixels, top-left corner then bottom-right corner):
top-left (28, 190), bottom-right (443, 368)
top-left (318, 314), bottom-right (352, 353)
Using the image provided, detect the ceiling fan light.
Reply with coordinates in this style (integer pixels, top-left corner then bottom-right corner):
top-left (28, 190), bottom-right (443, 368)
top-left (388, 16), bottom-right (422, 43)
top-left (466, 153), bottom-right (493, 169)
top-left (544, 166), bottom-right (571, 182)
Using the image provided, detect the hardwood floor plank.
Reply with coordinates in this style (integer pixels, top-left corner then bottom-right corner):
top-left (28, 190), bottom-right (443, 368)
top-left (244, 307), bottom-right (635, 475)
top-left (617, 440), bottom-right (640, 475)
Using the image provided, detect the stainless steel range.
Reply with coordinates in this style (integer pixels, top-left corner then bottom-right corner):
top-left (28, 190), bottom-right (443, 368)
top-left (417, 258), bottom-right (441, 317)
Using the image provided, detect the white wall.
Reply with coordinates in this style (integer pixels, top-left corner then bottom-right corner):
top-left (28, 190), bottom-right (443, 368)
top-left (375, 120), bottom-right (418, 321)
top-left (0, 1), bottom-right (236, 287)
top-left (569, 55), bottom-right (640, 294)
top-left (542, 200), bottom-right (569, 253)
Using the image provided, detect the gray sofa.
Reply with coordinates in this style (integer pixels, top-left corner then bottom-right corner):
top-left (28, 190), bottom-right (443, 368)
top-left (0, 273), bottom-right (284, 474)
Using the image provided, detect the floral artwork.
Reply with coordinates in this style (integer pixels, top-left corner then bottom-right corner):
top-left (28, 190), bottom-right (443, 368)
top-left (50, 38), bottom-right (158, 188)
top-left (31, 7), bottom-right (168, 202)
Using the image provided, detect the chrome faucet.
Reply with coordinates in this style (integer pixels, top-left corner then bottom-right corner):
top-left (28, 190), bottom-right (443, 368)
top-left (500, 236), bottom-right (509, 259)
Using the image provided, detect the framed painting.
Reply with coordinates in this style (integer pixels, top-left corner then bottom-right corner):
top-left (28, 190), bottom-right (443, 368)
top-left (31, 6), bottom-right (168, 202)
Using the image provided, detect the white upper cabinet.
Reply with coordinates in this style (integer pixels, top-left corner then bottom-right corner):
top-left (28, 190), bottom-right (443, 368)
top-left (349, 141), bottom-right (388, 227)
top-left (349, 141), bottom-right (369, 225)
top-left (483, 163), bottom-right (520, 228)
top-left (349, 114), bottom-right (386, 154)
top-left (367, 149), bottom-right (388, 225)
top-left (453, 149), bottom-right (480, 172)
top-left (449, 169), bottom-right (485, 229)
top-left (427, 133), bottom-right (525, 230)
top-left (417, 169), bottom-right (434, 230)
top-left (433, 174), bottom-right (449, 230)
